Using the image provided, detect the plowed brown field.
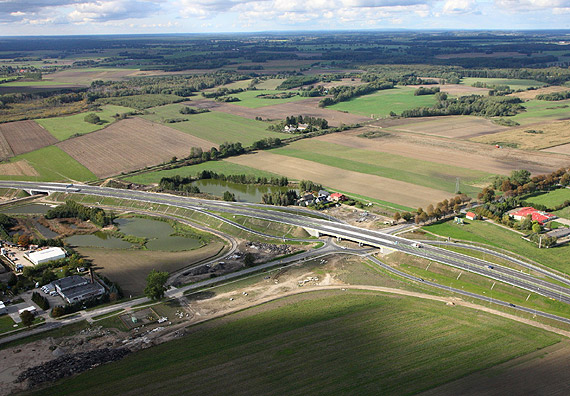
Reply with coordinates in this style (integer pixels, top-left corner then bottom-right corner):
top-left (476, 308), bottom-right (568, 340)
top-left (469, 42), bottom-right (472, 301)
top-left (382, 115), bottom-right (506, 139)
top-left (227, 151), bottom-right (450, 207)
top-left (510, 85), bottom-right (570, 100)
top-left (57, 117), bottom-right (215, 179)
top-left (0, 120), bottom-right (57, 156)
top-left (190, 98), bottom-right (369, 126)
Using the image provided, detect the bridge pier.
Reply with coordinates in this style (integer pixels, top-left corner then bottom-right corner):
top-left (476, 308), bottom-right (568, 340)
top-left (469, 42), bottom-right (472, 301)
top-left (303, 227), bottom-right (321, 238)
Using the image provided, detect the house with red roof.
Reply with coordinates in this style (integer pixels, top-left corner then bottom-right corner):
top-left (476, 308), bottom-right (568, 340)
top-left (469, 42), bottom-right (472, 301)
top-left (511, 207), bottom-right (557, 225)
top-left (465, 212), bottom-right (478, 221)
top-left (328, 192), bottom-right (346, 202)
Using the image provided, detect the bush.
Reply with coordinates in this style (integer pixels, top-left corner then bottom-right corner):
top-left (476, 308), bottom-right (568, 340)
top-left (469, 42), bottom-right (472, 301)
top-left (32, 291), bottom-right (50, 310)
top-left (84, 113), bottom-right (101, 124)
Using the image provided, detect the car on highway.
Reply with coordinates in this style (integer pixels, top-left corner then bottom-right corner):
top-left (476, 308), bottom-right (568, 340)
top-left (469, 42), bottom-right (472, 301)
top-left (487, 265), bottom-right (494, 269)
top-left (508, 303), bottom-right (516, 307)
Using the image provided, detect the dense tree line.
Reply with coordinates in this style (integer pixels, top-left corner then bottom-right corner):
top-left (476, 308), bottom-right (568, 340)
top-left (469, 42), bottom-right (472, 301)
top-left (319, 81), bottom-right (393, 107)
top-left (32, 292), bottom-right (50, 310)
top-left (45, 200), bottom-right (114, 227)
top-left (536, 91), bottom-right (570, 101)
top-left (202, 87), bottom-right (244, 98)
top-left (401, 95), bottom-right (524, 118)
top-left (261, 190), bottom-right (299, 206)
top-left (179, 106), bottom-right (209, 114)
top-left (0, 213), bottom-right (16, 239)
top-left (414, 86), bottom-right (440, 96)
top-left (268, 115), bottom-right (329, 132)
top-left (277, 76), bottom-right (319, 89)
top-left (299, 180), bottom-right (323, 192)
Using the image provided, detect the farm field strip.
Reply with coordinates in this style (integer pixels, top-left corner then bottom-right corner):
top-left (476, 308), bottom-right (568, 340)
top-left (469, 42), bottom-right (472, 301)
top-left (142, 106), bottom-right (286, 146)
top-left (471, 120), bottom-right (570, 150)
top-left (0, 120), bottom-right (58, 156)
top-left (328, 86), bottom-right (437, 117)
top-left (229, 89), bottom-right (309, 108)
top-left (507, 99), bottom-right (570, 125)
top-left (36, 105), bottom-right (136, 141)
top-left (384, 115), bottom-right (507, 139)
top-left (270, 139), bottom-right (490, 195)
top-left (56, 117), bottom-right (215, 179)
top-left (188, 98), bottom-right (369, 127)
top-left (32, 292), bottom-right (561, 396)
top-left (459, 77), bottom-right (547, 89)
top-left (510, 85), bottom-right (570, 100)
top-left (0, 146), bottom-right (96, 182)
top-left (317, 129), bottom-right (569, 176)
top-left (226, 151), bottom-right (452, 207)
top-left (125, 160), bottom-right (282, 185)
top-left (523, 189), bottom-right (570, 208)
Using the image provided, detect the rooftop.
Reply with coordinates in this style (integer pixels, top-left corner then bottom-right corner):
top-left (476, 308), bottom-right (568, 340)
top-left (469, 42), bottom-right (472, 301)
top-left (53, 275), bottom-right (89, 291)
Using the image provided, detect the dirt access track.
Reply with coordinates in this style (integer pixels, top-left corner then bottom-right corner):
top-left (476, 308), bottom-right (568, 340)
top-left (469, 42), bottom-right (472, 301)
top-left (0, 120), bottom-right (58, 159)
top-left (227, 151), bottom-right (451, 207)
top-left (189, 98), bottom-right (370, 127)
top-left (318, 127), bottom-right (570, 176)
top-left (57, 117), bottom-right (215, 179)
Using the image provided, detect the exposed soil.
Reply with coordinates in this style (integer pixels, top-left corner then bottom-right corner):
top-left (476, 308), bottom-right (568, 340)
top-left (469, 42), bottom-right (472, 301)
top-left (510, 85), bottom-right (570, 100)
top-left (57, 117), bottom-right (216, 178)
top-left (0, 160), bottom-right (38, 177)
top-left (0, 120), bottom-right (57, 157)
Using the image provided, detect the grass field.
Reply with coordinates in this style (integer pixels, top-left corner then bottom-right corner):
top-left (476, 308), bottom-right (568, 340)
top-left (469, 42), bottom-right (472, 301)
top-left (523, 189), bottom-right (570, 209)
top-left (423, 219), bottom-right (570, 273)
top-left (254, 78), bottom-right (286, 90)
top-left (229, 89), bottom-right (308, 108)
top-left (460, 77), bottom-right (546, 89)
top-left (271, 139), bottom-right (489, 196)
top-left (554, 206), bottom-right (570, 220)
top-left (0, 315), bottom-right (18, 334)
top-left (471, 120), bottom-right (570, 150)
top-left (0, 146), bottom-right (96, 182)
top-left (329, 86), bottom-right (437, 117)
top-left (142, 107), bottom-right (287, 146)
top-left (31, 291), bottom-right (560, 396)
top-left (507, 99), bottom-right (570, 125)
top-left (0, 80), bottom-right (76, 87)
top-left (36, 105), bottom-right (135, 141)
top-left (126, 159), bottom-right (282, 184)
top-left (76, 242), bottom-right (225, 296)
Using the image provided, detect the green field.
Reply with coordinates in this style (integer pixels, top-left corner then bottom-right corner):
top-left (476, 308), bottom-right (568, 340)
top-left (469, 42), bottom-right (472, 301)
top-left (507, 99), bottom-right (570, 125)
top-left (230, 89), bottom-right (308, 108)
top-left (126, 159), bottom-right (281, 184)
top-left (1, 146), bottom-right (96, 182)
top-left (0, 315), bottom-right (18, 334)
top-left (423, 219), bottom-right (570, 273)
top-left (329, 86), bottom-right (436, 117)
top-left (36, 105), bottom-right (135, 141)
top-left (30, 292), bottom-right (560, 396)
top-left (255, 78), bottom-right (286, 90)
top-left (271, 139), bottom-right (490, 196)
top-left (554, 206), bottom-right (570, 220)
top-left (460, 77), bottom-right (547, 89)
top-left (142, 106), bottom-right (288, 145)
top-left (524, 189), bottom-right (570, 209)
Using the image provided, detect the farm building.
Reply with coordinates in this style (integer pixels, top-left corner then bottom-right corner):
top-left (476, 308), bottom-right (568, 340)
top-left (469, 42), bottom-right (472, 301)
top-left (465, 212), bottom-right (478, 221)
top-left (329, 193), bottom-right (346, 202)
top-left (511, 207), bottom-right (557, 225)
top-left (25, 247), bottom-right (66, 265)
top-left (53, 275), bottom-right (106, 304)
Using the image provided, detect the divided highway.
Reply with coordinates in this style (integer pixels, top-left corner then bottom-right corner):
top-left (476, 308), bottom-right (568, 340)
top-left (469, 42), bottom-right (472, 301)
top-left (3, 181), bottom-right (570, 305)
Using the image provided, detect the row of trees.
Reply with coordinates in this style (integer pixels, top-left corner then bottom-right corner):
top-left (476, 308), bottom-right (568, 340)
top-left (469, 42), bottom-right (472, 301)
top-left (45, 200), bottom-right (114, 227)
top-left (393, 194), bottom-right (472, 224)
top-left (261, 190), bottom-right (299, 206)
top-left (319, 81), bottom-right (394, 107)
top-left (401, 94), bottom-right (524, 118)
top-left (536, 91), bottom-right (570, 101)
top-left (414, 86), bottom-right (440, 96)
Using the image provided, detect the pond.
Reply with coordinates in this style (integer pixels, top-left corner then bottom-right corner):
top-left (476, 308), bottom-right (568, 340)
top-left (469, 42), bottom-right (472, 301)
top-left (192, 179), bottom-right (290, 203)
top-left (67, 217), bottom-right (202, 252)
top-left (0, 203), bottom-right (55, 215)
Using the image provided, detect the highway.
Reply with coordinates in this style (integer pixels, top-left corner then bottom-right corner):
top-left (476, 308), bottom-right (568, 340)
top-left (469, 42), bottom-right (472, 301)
top-left (2, 180), bottom-right (570, 305)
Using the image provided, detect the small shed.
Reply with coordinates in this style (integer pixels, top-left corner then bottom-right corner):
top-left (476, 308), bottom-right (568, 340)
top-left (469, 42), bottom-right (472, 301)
top-left (466, 212), bottom-right (478, 221)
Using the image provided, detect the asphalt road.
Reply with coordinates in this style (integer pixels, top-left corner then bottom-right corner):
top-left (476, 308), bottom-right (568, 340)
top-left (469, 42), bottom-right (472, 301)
top-left (3, 181), bottom-right (570, 304)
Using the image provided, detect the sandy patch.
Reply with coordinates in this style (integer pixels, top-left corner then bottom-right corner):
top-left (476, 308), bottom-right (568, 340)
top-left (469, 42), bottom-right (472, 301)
top-left (0, 160), bottom-right (39, 177)
top-left (472, 120), bottom-right (570, 150)
top-left (227, 151), bottom-right (451, 207)
top-left (510, 85), bottom-right (570, 100)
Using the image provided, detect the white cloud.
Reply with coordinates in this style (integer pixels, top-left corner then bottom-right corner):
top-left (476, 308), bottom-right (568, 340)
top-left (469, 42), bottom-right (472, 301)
top-left (442, 0), bottom-right (477, 14)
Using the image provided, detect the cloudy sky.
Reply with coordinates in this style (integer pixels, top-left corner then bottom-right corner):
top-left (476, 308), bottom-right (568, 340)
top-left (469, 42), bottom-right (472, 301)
top-left (0, 0), bottom-right (569, 35)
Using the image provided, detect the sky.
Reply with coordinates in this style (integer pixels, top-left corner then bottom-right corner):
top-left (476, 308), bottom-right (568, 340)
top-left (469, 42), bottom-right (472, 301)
top-left (0, 0), bottom-right (569, 36)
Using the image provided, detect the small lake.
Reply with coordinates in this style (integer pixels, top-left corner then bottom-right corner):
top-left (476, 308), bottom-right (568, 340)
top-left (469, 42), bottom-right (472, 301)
top-left (192, 179), bottom-right (289, 203)
top-left (67, 217), bottom-right (202, 252)
top-left (0, 203), bottom-right (54, 215)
